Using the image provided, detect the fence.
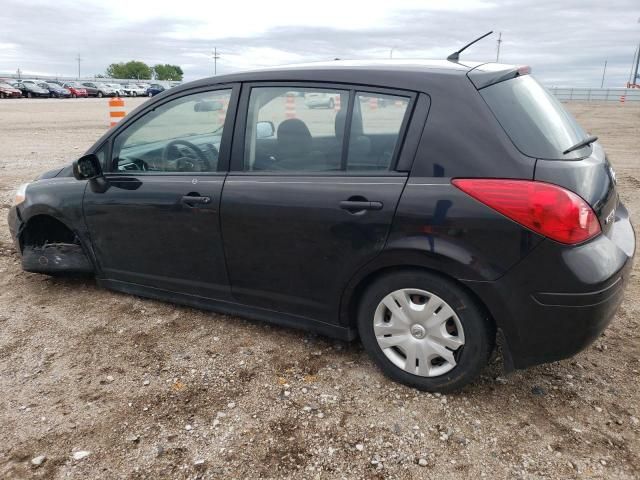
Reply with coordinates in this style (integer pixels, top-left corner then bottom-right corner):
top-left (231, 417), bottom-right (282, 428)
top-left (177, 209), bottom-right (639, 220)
top-left (550, 87), bottom-right (640, 102)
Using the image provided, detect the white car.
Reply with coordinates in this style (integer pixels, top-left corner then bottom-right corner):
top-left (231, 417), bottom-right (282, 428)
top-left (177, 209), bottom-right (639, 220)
top-left (304, 92), bottom-right (339, 109)
top-left (122, 83), bottom-right (147, 97)
top-left (106, 84), bottom-right (126, 96)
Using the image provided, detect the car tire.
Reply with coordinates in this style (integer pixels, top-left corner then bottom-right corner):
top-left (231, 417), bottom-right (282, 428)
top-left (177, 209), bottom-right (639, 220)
top-left (72, 94), bottom-right (77, 98)
top-left (357, 270), bottom-right (495, 392)
top-left (97, 91), bottom-right (103, 98)
top-left (0, 92), bottom-right (5, 99)
top-left (132, 92), bottom-right (137, 97)
top-left (27, 92), bottom-right (33, 98)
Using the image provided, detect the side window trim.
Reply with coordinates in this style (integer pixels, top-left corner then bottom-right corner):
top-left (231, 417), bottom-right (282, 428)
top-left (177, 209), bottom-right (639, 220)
top-left (104, 83), bottom-right (240, 175)
top-left (231, 81), bottom-right (418, 175)
top-left (340, 89), bottom-right (356, 171)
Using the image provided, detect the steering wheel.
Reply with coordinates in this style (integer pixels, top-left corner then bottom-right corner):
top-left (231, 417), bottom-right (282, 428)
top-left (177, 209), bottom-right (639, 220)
top-left (162, 139), bottom-right (210, 171)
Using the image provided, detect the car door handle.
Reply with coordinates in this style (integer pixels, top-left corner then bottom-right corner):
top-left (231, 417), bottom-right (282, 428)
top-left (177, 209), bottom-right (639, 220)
top-left (339, 200), bottom-right (383, 212)
top-left (181, 195), bottom-right (211, 206)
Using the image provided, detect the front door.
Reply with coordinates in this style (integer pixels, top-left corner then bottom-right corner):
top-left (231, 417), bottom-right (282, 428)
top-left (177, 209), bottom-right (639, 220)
top-left (221, 85), bottom-right (414, 323)
top-left (84, 86), bottom-right (237, 299)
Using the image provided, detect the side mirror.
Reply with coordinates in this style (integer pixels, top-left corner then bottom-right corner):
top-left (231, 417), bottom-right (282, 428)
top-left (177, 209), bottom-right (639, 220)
top-left (73, 153), bottom-right (103, 180)
top-left (257, 121), bottom-right (275, 139)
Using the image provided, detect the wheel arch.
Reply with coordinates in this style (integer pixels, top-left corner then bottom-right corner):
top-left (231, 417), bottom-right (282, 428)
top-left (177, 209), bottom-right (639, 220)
top-left (339, 250), bottom-right (498, 336)
top-left (18, 212), bottom-right (97, 274)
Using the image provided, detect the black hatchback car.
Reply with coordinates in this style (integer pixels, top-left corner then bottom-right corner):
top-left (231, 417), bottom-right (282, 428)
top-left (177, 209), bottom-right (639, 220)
top-left (8, 60), bottom-right (635, 391)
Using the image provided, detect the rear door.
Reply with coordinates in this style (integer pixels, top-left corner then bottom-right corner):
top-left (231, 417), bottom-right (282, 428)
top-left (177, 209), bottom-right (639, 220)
top-left (84, 85), bottom-right (238, 299)
top-left (221, 83), bottom-right (418, 323)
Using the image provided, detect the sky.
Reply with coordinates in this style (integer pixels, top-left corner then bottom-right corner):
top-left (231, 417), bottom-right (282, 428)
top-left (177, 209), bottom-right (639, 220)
top-left (1, 0), bottom-right (639, 87)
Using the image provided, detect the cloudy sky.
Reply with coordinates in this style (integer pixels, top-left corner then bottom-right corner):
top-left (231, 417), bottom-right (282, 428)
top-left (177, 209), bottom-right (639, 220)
top-left (1, 0), bottom-right (639, 87)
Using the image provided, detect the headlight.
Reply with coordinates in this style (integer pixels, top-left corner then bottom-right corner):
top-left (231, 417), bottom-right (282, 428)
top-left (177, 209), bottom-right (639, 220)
top-left (14, 183), bottom-right (29, 205)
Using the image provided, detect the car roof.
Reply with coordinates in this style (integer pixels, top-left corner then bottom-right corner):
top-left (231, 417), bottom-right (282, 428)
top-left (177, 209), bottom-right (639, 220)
top-left (172, 59), bottom-right (519, 94)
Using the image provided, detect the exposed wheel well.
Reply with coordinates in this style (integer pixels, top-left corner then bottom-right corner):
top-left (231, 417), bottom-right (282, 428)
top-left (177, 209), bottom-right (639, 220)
top-left (20, 215), bottom-right (77, 250)
top-left (345, 265), bottom-right (496, 334)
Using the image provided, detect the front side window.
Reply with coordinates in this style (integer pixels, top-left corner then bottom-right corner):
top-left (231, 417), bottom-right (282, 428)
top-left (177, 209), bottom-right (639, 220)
top-left (112, 89), bottom-right (231, 173)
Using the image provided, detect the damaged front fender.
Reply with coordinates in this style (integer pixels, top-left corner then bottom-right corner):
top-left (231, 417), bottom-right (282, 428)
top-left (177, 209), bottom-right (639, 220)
top-left (22, 242), bottom-right (93, 274)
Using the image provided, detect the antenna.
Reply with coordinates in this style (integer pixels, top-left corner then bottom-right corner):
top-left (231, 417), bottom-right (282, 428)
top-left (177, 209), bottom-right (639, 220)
top-left (447, 31), bottom-right (494, 62)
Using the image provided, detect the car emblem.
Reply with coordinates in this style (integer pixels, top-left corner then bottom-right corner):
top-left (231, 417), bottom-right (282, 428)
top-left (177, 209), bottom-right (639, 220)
top-left (604, 208), bottom-right (616, 225)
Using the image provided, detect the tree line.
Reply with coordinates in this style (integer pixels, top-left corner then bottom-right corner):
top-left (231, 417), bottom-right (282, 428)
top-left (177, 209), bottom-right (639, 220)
top-left (104, 61), bottom-right (183, 81)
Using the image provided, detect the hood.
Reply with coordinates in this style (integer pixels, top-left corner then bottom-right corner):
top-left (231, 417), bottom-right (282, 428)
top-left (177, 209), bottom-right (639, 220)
top-left (35, 165), bottom-right (67, 180)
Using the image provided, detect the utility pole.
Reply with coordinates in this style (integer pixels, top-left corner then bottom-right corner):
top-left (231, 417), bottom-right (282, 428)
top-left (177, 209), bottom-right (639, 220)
top-left (390, 47), bottom-right (395, 59)
top-left (77, 54), bottom-right (81, 79)
top-left (633, 43), bottom-right (640, 87)
top-left (631, 18), bottom-right (640, 87)
top-left (212, 47), bottom-right (220, 76)
top-left (496, 32), bottom-right (502, 62)
top-left (600, 60), bottom-right (607, 88)
top-left (16, 68), bottom-right (22, 80)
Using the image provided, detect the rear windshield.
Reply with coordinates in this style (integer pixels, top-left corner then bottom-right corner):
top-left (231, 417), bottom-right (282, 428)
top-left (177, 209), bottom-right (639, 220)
top-left (480, 75), bottom-right (589, 160)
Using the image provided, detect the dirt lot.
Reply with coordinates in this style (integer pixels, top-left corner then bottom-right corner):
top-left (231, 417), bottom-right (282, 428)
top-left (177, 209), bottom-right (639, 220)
top-left (0, 98), bottom-right (638, 479)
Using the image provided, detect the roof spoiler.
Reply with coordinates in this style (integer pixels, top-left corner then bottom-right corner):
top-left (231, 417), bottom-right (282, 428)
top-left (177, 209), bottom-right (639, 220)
top-left (467, 64), bottom-right (531, 89)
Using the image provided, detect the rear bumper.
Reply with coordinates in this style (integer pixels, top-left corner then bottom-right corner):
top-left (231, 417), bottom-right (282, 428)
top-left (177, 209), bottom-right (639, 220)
top-left (464, 202), bottom-right (635, 369)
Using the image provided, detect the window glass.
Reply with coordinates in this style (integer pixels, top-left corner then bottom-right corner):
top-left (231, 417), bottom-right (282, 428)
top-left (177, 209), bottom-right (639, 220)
top-left (244, 87), bottom-right (348, 172)
top-left (479, 75), bottom-right (588, 159)
top-left (348, 93), bottom-right (409, 171)
top-left (112, 89), bottom-right (231, 173)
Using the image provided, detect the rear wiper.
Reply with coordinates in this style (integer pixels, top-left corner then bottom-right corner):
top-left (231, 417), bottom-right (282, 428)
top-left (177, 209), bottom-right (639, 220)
top-left (563, 135), bottom-right (598, 155)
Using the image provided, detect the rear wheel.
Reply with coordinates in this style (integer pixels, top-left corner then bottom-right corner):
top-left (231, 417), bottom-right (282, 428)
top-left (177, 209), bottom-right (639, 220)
top-left (357, 270), bottom-right (494, 392)
top-left (27, 92), bottom-right (33, 98)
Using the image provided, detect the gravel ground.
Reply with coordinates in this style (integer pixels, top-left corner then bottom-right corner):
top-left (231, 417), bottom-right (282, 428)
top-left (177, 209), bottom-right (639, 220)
top-left (0, 98), bottom-right (639, 479)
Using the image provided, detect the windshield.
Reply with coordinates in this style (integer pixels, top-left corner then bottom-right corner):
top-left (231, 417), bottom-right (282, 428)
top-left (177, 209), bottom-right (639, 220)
top-left (480, 75), bottom-right (589, 160)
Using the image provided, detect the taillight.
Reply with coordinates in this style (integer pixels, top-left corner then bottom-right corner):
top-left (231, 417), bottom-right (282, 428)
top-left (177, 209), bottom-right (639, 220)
top-left (452, 179), bottom-right (601, 244)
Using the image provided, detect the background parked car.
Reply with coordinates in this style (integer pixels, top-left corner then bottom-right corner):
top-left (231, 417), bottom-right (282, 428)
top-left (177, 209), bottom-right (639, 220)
top-left (304, 92), bottom-right (338, 109)
top-left (0, 81), bottom-right (22, 98)
top-left (39, 82), bottom-right (71, 98)
top-left (122, 83), bottom-right (147, 97)
top-left (13, 80), bottom-right (49, 98)
top-left (105, 83), bottom-right (125, 96)
top-left (62, 82), bottom-right (88, 98)
top-left (146, 83), bottom-right (165, 96)
top-left (82, 82), bottom-right (117, 98)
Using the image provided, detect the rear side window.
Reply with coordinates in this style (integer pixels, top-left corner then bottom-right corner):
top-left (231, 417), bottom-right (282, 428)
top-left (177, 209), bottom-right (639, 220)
top-left (244, 87), bottom-right (411, 173)
top-left (244, 87), bottom-right (348, 172)
top-left (480, 75), bottom-right (588, 160)
top-left (348, 93), bottom-right (409, 171)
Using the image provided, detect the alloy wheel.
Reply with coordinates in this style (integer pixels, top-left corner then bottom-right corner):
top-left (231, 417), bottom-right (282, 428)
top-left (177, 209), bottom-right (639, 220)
top-left (373, 288), bottom-right (465, 377)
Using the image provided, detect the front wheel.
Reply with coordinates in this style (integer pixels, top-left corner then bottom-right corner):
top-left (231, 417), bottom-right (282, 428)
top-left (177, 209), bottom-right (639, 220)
top-left (357, 270), bottom-right (494, 392)
top-left (97, 91), bottom-right (103, 98)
